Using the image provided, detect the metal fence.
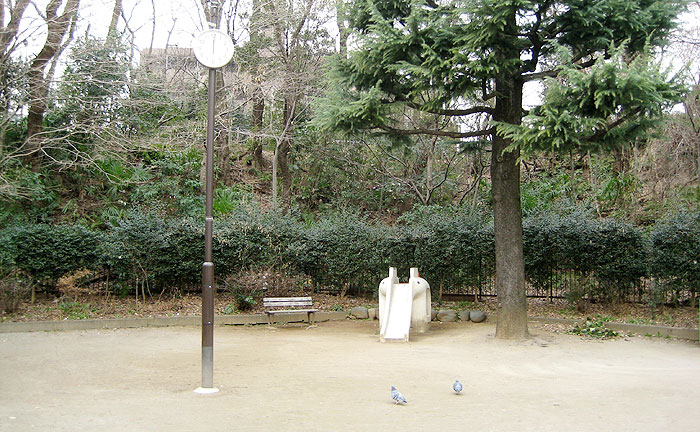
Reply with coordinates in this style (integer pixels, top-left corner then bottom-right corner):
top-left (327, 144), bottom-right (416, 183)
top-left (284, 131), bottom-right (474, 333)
top-left (440, 267), bottom-right (693, 306)
top-left (50, 265), bottom-right (696, 306)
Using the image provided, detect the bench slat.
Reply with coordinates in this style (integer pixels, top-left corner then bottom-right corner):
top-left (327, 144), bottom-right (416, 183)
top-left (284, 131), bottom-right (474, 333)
top-left (266, 309), bottom-right (318, 314)
top-left (263, 297), bottom-right (313, 308)
top-left (263, 297), bottom-right (312, 302)
top-left (264, 303), bottom-right (312, 306)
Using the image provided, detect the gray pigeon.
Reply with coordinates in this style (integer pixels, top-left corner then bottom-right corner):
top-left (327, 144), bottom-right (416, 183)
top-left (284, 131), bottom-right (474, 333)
top-left (453, 379), bottom-right (463, 394)
top-left (391, 385), bottom-right (407, 404)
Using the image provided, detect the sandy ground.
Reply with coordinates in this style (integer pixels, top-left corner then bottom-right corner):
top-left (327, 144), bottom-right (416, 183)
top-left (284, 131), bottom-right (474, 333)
top-left (1, 321), bottom-right (699, 432)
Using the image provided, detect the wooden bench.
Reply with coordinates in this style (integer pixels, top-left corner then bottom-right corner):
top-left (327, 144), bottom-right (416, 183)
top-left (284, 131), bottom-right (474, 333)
top-left (263, 297), bottom-right (319, 325)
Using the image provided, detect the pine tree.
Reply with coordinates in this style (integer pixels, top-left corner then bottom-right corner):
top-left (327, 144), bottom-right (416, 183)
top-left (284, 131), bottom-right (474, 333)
top-left (316, 0), bottom-right (686, 339)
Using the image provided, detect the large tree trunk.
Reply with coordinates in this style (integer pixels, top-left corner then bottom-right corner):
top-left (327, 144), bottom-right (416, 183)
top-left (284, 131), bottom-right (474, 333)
top-left (491, 12), bottom-right (528, 340)
top-left (492, 79), bottom-right (528, 339)
top-left (25, 0), bottom-right (80, 170)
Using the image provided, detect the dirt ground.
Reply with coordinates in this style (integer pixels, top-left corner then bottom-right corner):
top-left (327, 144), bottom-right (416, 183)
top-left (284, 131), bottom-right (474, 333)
top-left (1, 321), bottom-right (699, 432)
top-left (6, 293), bottom-right (699, 331)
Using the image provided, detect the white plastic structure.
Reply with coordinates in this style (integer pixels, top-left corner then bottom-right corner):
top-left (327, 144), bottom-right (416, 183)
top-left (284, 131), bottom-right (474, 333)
top-left (378, 267), bottom-right (431, 342)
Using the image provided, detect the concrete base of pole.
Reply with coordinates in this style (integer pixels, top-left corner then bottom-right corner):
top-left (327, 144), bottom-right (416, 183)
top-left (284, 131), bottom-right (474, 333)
top-left (194, 387), bottom-right (220, 394)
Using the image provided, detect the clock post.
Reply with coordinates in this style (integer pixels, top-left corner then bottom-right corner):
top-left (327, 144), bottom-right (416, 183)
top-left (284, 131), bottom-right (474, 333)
top-left (192, 13), bottom-right (234, 394)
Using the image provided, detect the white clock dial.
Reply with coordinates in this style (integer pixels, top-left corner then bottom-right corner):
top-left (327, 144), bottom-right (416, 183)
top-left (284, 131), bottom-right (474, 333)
top-left (193, 29), bottom-right (234, 69)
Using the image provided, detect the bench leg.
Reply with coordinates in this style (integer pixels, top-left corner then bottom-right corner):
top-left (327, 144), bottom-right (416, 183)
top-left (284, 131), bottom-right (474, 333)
top-left (309, 312), bottom-right (315, 325)
top-left (266, 312), bottom-right (272, 326)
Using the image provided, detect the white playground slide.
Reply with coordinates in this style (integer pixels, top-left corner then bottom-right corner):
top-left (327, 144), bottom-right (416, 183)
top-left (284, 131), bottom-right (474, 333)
top-left (379, 274), bottom-right (412, 342)
top-left (378, 267), bottom-right (431, 342)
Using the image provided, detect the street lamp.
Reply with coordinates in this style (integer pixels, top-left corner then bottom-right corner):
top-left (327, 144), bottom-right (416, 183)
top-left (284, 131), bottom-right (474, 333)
top-left (192, 4), bottom-right (234, 394)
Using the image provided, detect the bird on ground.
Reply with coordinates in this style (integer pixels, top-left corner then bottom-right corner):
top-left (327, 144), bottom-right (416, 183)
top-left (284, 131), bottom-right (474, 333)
top-left (453, 379), bottom-right (463, 394)
top-left (391, 386), bottom-right (407, 404)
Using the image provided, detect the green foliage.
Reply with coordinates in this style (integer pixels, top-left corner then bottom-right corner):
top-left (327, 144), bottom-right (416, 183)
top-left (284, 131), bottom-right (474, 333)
top-left (318, 0), bottom-right (686, 141)
top-left (569, 315), bottom-right (619, 339)
top-left (0, 162), bottom-right (59, 221)
top-left (650, 210), bottom-right (700, 296)
top-left (213, 185), bottom-right (254, 216)
top-left (500, 45), bottom-right (686, 156)
top-left (223, 303), bottom-right (237, 315)
top-left (234, 293), bottom-right (257, 311)
top-left (286, 211), bottom-right (384, 293)
top-left (0, 205), bottom-right (696, 302)
top-left (0, 224), bottom-right (101, 285)
top-left (100, 210), bottom-right (202, 290)
top-left (400, 205), bottom-right (493, 292)
top-left (523, 211), bottom-right (648, 301)
top-left (58, 301), bottom-right (94, 320)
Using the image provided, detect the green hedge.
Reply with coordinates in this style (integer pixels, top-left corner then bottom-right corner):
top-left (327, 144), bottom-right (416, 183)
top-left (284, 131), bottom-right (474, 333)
top-left (99, 208), bottom-right (303, 291)
top-left (0, 224), bottom-right (101, 284)
top-left (650, 211), bottom-right (700, 295)
top-left (523, 213), bottom-right (648, 301)
top-left (404, 209), bottom-right (493, 292)
top-left (0, 208), bottom-right (697, 302)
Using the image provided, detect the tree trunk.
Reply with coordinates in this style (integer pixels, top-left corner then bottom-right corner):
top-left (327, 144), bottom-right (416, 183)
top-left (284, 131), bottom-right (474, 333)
top-left (214, 68), bottom-right (229, 185)
top-left (336, 0), bottom-right (348, 58)
top-left (251, 91), bottom-right (266, 169)
top-left (277, 136), bottom-right (292, 203)
top-left (24, 0), bottom-right (80, 170)
top-left (108, 0), bottom-right (122, 36)
top-left (491, 12), bottom-right (528, 340)
top-left (0, 0), bottom-right (31, 56)
top-left (272, 141), bottom-right (279, 207)
top-left (425, 149), bottom-right (432, 205)
top-left (277, 95), bottom-right (295, 203)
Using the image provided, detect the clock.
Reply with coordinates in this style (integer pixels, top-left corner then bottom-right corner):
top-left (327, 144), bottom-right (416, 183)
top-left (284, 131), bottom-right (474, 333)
top-left (193, 29), bottom-right (234, 69)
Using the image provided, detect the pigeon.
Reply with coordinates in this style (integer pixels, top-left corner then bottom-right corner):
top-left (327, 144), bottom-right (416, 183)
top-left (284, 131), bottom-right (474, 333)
top-left (453, 379), bottom-right (463, 394)
top-left (391, 385), bottom-right (407, 404)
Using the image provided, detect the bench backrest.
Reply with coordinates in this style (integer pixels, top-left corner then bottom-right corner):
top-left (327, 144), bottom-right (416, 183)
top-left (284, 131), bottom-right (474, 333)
top-left (263, 297), bottom-right (313, 309)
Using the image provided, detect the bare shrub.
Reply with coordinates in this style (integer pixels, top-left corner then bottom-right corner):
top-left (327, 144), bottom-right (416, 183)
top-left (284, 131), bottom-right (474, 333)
top-left (56, 269), bottom-right (94, 301)
top-left (222, 269), bottom-right (309, 311)
top-left (0, 271), bottom-right (33, 314)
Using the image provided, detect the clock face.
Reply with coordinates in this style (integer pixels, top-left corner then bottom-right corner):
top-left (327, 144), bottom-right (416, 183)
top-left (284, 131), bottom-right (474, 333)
top-left (193, 29), bottom-right (234, 69)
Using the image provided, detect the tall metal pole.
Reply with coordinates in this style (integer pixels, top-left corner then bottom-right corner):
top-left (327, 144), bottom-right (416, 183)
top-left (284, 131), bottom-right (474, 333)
top-left (199, 66), bottom-right (217, 393)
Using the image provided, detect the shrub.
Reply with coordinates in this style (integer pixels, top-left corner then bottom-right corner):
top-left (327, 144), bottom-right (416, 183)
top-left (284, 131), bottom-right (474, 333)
top-left (523, 212), bottom-right (647, 303)
top-left (0, 271), bottom-right (33, 313)
top-left (650, 210), bottom-right (700, 300)
top-left (0, 206), bottom-right (694, 305)
top-left (221, 272), bottom-right (262, 312)
top-left (1, 224), bottom-right (101, 286)
top-left (403, 207), bottom-right (493, 292)
top-left (100, 211), bottom-right (202, 291)
top-left (592, 219), bottom-right (648, 301)
top-left (286, 212), bottom-right (383, 295)
top-left (569, 315), bottom-right (619, 339)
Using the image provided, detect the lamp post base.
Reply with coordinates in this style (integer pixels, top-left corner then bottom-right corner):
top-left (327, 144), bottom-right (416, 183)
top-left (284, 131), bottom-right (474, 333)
top-left (194, 387), bottom-right (220, 394)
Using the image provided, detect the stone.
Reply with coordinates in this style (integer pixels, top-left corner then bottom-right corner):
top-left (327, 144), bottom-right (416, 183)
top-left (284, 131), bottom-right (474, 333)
top-left (350, 306), bottom-right (369, 319)
top-left (368, 308), bottom-right (378, 320)
top-left (437, 310), bottom-right (457, 322)
top-left (469, 310), bottom-right (486, 323)
top-left (458, 311), bottom-right (471, 322)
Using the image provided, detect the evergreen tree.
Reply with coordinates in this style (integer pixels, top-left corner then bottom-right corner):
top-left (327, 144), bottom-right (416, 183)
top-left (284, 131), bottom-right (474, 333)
top-left (316, 0), bottom-right (686, 338)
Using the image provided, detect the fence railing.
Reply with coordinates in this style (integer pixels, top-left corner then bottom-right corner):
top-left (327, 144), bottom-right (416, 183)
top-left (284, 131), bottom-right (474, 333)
top-left (46, 266), bottom-right (696, 307)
